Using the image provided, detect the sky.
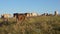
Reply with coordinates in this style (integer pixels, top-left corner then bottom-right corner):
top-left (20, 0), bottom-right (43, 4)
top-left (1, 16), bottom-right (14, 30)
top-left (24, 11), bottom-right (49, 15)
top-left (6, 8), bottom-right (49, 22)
top-left (0, 0), bottom-right (60, 15)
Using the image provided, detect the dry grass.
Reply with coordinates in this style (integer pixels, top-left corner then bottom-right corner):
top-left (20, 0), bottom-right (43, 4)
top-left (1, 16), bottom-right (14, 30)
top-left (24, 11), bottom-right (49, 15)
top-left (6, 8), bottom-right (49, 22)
top-left (0, 16), bottom-right (60, 34)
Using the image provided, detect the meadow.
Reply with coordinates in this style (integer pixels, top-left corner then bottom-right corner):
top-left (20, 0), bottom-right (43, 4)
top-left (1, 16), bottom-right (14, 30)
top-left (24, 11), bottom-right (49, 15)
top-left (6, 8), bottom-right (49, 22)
top-left (0, 16), bottom-right (60, 34)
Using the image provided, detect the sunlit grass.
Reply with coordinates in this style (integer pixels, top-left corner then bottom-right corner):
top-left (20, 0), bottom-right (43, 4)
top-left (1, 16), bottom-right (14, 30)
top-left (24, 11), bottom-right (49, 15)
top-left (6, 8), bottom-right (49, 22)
top-left (0, 16), bottom-right (60, 34)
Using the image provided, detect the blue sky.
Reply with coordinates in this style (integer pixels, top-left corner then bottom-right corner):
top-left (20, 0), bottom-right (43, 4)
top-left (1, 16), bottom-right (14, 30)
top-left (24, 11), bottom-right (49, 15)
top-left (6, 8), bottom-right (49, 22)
top-left (0, 0), bottom-right (60, 15)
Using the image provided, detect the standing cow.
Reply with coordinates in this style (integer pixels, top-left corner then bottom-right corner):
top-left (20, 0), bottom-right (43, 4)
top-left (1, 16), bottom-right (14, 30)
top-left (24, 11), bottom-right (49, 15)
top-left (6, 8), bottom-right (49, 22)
top-left (13, 13), bottom-right (27, 23)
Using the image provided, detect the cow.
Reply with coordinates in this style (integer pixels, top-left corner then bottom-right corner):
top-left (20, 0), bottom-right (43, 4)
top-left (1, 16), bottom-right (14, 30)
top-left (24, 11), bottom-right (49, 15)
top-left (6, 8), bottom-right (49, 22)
top-left (13, 13), bottom-right (27, 21)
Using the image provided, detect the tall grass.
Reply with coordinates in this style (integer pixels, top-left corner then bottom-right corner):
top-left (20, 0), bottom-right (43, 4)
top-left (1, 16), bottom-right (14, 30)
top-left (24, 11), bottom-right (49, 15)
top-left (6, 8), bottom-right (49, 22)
top-left (0, 16), bottom-right (60, 34)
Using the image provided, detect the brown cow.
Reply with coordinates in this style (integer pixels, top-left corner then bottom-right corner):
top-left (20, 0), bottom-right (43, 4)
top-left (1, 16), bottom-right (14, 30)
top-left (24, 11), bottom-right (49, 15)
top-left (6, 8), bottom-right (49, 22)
top-left (13, 13), bottom-right (27, 22)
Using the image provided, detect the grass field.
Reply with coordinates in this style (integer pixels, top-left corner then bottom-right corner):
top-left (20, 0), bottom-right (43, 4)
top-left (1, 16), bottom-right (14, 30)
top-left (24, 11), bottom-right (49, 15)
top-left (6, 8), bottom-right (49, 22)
top-left (0, 16), bottom-right (60, 34)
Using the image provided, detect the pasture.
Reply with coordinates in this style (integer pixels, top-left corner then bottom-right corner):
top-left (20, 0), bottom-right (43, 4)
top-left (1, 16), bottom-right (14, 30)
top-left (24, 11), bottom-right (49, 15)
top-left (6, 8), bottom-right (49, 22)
top-left (0, 16), bottom-right (60, 34)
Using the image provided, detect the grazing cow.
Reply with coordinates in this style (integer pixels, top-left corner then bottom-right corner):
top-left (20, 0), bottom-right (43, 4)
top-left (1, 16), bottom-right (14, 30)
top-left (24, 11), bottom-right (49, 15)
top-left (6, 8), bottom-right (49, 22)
top-left (1, 14), bottom-right (11, 18)
top-left (1, 14), bottom-right (11, 22)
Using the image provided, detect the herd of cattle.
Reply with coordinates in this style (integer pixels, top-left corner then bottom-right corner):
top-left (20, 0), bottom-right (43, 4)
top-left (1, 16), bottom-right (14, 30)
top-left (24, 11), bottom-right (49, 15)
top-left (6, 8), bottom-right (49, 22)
top-left (1, 11), bottom-right (58, 21)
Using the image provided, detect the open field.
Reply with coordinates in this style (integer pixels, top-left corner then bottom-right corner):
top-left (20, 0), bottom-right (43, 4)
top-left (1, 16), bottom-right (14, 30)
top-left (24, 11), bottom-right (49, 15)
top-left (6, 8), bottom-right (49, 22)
top-left (0, 16), bottom-right (60, 34)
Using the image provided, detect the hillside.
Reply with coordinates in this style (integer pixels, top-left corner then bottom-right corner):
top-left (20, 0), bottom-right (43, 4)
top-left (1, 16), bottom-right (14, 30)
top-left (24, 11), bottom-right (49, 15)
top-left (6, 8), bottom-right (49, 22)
top-left (0, 16), bottom-right (60, 34)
